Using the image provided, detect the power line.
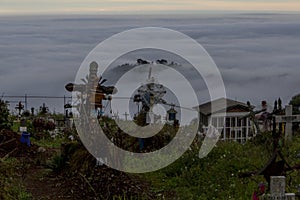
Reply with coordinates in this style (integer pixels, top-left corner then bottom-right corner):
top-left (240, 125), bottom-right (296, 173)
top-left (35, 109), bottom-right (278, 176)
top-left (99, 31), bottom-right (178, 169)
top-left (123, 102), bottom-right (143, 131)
top-left (2, 95), bottom-right (71, 99)
top-left (1, 94), bottom-right (72, 113)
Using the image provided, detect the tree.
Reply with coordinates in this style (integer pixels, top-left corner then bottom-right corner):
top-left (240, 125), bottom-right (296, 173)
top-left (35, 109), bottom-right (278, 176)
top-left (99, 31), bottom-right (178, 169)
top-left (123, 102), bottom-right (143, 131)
top-left (137, 59), bottom-right (149, 65)
top-left (289, 94), bottom-right (300, 132)
top-left (0, 99), bottom-right (11, 130)
top-left (156, 59), bottom-right (168, 65)
top-left (289, 93), bottom-right (300, 114)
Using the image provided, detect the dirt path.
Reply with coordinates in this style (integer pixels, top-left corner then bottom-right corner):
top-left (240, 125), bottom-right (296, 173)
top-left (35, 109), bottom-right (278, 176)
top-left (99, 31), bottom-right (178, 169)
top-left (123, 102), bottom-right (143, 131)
top-left (21, 146), bottom-right (76, 200)
top-left (23, 166), bottom-right (74, 200)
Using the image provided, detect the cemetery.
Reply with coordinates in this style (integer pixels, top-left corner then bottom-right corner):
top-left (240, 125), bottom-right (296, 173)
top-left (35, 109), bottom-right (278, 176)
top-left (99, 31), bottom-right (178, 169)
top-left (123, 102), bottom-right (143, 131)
top-left (0, 61), bottom-right (300, 199)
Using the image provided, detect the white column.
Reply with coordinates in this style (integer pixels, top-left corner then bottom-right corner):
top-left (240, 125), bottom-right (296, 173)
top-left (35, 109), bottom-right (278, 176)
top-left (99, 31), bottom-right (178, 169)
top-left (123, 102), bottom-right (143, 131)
top-left (229, 117), bottom-right (233, 140)
top-left (246, 118), bottom-right (249, 140)
top-left (223, 117), bottom-right (226, 141)
top-left (235, 117), bottom-right (237, 142)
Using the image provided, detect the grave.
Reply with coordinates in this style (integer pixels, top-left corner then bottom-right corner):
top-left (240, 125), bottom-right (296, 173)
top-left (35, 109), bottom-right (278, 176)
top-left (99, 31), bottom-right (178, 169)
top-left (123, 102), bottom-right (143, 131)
top-left (264, 176), bottom-right (295, 200)
top-left (276, 105), bottom-right (300, 142)
top-left (296, 185), bottom-right (300, 198)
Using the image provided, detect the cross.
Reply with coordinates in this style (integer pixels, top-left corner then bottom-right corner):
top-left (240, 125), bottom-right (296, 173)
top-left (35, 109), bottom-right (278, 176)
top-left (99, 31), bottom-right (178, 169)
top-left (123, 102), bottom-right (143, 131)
top-left (15, 101), bottom-right (24, 115)
top-left (276, 105), bottom-right (300, 142)
top-left (123, 112), bottom-right (129, 121)
top-left (112, 112), bottom-right (119, 121)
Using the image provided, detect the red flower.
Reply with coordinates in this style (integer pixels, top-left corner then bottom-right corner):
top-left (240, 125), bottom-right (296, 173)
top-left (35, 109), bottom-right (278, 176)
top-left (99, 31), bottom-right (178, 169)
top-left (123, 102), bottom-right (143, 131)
top-left (252, 192), bottom-right (260, 200)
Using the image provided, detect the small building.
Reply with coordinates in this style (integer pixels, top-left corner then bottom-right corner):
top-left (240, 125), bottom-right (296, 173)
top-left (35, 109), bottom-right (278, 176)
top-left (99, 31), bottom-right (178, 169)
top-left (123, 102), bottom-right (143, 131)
top-left (194, 98), bottom-right (254, 143)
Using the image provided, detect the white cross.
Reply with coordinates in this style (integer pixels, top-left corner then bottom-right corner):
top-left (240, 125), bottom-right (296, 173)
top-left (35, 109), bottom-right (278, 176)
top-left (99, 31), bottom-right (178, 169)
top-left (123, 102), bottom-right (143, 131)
top-left (276, 105), bottom-right (300, 142)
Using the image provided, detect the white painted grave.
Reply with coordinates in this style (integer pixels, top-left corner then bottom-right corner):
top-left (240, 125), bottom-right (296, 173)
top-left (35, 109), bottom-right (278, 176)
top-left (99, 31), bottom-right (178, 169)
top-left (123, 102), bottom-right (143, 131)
top-left (265, 176), bottom-right (295, 200)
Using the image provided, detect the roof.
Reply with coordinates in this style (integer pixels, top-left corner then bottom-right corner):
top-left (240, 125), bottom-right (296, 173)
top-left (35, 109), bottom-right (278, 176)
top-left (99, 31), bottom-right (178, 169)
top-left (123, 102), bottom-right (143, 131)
top-left (193, 98), bottom-right (249, 116)
top-left (167, 108), bottom-right (177, 114)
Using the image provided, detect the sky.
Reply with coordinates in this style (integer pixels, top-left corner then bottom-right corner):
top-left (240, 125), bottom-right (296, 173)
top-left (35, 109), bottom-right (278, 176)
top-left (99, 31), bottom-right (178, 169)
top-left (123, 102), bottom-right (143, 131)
top-left (0, 13), bottom-right (300, 115)
top-left (0, 0), bottom-right (300, 116)
top-left (0, 0), bottom-right (300, 15)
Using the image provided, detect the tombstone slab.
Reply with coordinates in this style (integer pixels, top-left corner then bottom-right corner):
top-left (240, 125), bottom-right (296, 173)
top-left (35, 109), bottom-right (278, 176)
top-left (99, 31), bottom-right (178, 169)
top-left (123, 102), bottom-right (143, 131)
top-left (267, 176), bottom-right (296, 200)
top-left (285, 193), bottom-right (295, 200)
top-left (270, 176), bottom-right (286, 197)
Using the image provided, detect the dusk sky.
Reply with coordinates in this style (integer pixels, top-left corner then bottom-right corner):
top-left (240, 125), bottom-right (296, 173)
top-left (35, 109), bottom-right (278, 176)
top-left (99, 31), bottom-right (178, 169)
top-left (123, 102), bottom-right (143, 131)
top-left (1, 0), bottom-right (300, 15)
top-left (0, 1), bottom-right (300, 115)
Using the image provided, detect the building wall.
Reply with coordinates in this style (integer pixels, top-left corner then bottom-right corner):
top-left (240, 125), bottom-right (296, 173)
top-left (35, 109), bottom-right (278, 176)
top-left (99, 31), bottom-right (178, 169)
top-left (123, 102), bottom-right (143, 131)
top-left (202, 112), bottom-right (254, 143)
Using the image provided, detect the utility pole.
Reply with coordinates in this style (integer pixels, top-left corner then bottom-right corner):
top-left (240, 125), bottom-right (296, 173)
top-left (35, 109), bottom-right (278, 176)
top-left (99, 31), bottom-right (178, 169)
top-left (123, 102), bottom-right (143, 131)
top-left (25, 94), bottom-right (28, 110)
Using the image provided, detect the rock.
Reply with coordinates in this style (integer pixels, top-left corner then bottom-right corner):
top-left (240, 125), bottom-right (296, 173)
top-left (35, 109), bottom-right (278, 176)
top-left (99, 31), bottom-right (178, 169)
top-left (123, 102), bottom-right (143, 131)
top-left (68, 135), bottom-right (74, 141)
top-left (37, 147), bottom-right (46, 153)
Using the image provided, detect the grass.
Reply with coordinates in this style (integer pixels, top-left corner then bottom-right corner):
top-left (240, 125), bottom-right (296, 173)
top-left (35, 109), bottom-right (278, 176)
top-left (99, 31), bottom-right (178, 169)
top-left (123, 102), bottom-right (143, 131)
top-left (0, 158), bottom-right (32, 200)
top-left (140, 133), bottom-right (300, 199)
top-left (31, 136), bottom-right (66, 148)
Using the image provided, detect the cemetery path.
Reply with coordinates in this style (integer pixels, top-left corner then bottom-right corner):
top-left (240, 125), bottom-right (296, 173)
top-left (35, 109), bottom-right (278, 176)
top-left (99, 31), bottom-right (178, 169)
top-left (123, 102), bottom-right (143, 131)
top-left (22, 147), bottom-right (79, 200)
top-left (23, 166), bottom-right (73, 200)
top-left (20, 145), bottom-right (78, 200)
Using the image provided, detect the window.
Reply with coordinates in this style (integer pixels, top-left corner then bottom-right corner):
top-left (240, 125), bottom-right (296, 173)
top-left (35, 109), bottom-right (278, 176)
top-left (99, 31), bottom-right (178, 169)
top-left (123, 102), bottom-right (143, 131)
top-left (226, 117), bottom-right (230, 127)
top-left (212, 117), bottom-right (217, 127)
top-left (231, 117), bottom-right (236, 127)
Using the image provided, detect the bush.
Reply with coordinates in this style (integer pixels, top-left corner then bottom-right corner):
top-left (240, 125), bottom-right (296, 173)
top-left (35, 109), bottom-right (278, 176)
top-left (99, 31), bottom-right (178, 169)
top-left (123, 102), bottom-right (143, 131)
top-left (0, 99), bottom-right (11, 130)
top-left (48, 154), bottom-right (66, 173)
top-left (32, 117), bottom-right (55, 132)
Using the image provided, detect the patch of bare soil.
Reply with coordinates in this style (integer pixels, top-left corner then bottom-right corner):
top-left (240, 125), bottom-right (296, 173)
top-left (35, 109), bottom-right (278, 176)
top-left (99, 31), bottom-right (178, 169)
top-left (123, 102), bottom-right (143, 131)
top-left (1, 130), bottom-right (155, 199)
top-left (23, 165), bottom-right (155, 200)
top-left (0, 130), bottom-right (38, 159)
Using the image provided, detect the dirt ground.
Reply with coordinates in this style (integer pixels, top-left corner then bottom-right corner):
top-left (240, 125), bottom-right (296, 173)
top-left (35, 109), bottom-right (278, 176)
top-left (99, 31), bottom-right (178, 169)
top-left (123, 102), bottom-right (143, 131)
top-left (1, 130), bottom-right (155, 200)
top-left (23, 167), bottom-right (74, 200)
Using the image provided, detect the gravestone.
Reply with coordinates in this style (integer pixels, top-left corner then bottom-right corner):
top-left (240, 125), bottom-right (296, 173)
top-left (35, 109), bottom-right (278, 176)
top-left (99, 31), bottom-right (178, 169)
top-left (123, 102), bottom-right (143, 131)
top-left (276, 105), bottom-right (300, 142)
top-left (296, 185), bottom-right (300, 198)
top-left (267, 176), bottom-right (295, 200)
top-left (270, 176), bottom-right (286, 197)
top-left (19, 118), bottom-right (27, 132)
top-left (112, 113), bottom-right (119, 122)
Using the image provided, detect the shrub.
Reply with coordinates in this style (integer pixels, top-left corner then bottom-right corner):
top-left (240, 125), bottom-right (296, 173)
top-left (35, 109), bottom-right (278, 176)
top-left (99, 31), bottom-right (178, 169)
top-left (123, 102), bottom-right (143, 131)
top-left (0, 99), bottom-right (11, 130)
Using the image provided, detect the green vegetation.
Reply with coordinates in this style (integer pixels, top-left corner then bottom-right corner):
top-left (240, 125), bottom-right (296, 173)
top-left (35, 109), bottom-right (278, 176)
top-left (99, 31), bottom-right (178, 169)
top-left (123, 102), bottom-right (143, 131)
top-left (1, 95), bottom-right (300, 199)
top-left (141, 133), bottom-right (300, 199)
top-left (290, 93), bottom-right (300, 114)
top-left (31, 136), bottom-right (65, 148)
top-left (0, 99), bottom-right (11, 130)
top-left (0, 158), bottom-right (32, 200)
top-left (47, 119), bottom-right (300, 199)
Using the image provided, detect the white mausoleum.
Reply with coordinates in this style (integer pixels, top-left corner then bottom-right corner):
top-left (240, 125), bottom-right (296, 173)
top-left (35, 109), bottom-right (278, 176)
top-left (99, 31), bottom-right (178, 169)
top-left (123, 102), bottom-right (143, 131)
top-left (194, 98), bottom-right (254, 143)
